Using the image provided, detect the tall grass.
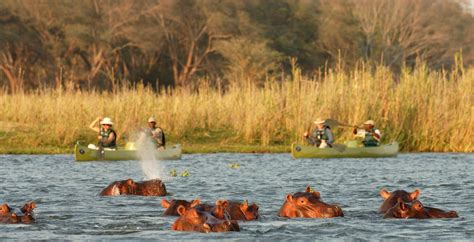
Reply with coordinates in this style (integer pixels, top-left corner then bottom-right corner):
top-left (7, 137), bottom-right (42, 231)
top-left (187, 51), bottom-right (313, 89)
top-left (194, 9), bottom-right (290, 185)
top-left (0, 62), bottom-right (472, 152)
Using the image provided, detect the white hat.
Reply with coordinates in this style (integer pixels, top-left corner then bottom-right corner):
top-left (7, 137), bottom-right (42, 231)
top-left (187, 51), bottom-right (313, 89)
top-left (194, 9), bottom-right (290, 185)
top-left (314, 118), bottom-right (326, 124)
top-left (100, 117), bottom-right (114, 125)
top-left (148, 117), bottom-right (156, 123)
top-left (364, 120), bottom-right (375, 125)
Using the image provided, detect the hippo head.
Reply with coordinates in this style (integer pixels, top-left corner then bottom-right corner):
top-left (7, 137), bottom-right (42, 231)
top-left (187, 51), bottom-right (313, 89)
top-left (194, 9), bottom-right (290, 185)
top-left (410, 200), bottom-right (459, 219)
top-left (383, 198), bottom-right (413, 218)
top-left (21, 201), bottom-right (36, 214)
top-left (135, 179), bottom-right (167, 196)
top-left (379, 188), bottom-right (420, 213)
top-left (100, 179), bottom-right (166, 196)
top-left (211, 200), bottom-right (230, 220)
top-left (161, 199), bottom-right (201, 216)
top-left (238, 200), bottom-right (260, 220)
top-left (172, 205), bottom-right (240, 233)
top-left (1, 202), bottom-right (36, 224)
top-left (278, 186), bottom-right (343, 218)
top-left (100, 179), bottom-right (136, 196)
top-left (225, 200), bottom-right (260, 221)
top-left (0, 204), bottom-right (11, 216)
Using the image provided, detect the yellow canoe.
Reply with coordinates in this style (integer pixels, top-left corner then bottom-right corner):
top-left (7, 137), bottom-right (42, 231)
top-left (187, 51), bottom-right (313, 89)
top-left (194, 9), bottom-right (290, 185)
top-left (291, 141), bottom-right (399, 158)
top-left (74, 141), bottom-right (182, 161)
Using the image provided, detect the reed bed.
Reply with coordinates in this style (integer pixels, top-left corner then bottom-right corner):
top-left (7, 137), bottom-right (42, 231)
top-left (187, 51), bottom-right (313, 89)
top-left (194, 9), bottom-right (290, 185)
top-left (0, 63), bottom-right (472, 153)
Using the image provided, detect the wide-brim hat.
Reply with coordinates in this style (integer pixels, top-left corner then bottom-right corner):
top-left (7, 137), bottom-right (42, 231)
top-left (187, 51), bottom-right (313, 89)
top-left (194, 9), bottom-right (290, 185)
top-left (313, 118), bottom-right (326, 124)
top-left (364, 120), bottom-right (375, 125)
top-left (148, 117), bottom-right (157, 123)
top-left (100, 117), bottom-right (114, 125)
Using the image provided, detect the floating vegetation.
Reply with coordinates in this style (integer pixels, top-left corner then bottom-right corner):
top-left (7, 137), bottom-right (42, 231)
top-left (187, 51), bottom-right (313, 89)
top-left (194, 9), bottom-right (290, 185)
top-left (169, 169), bottom-right (177, 177)
top-left (229, 162), bottom-right (241, 169)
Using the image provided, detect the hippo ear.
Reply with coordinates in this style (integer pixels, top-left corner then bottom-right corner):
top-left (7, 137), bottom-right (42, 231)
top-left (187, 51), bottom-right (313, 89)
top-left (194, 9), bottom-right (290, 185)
top-left (240, 200), bottom-right (248, 211)
top-left (286, 194), bottom-right (294, 203)
top-left (312, 191), bottom-right (321, 198)
top-left (22, 202), bottom-right (36, 213)
top-left (190, 199), bottom-right (201, 207)
top-left (409, 189), bottom-right (420, 200)
top-left (0, 204), bottom-right (10, 213)
top-left (161, 199), bottom-right (171, 208)
top-left (222, 200), bottom-right (229, 208)
top-left (380, 188), bottom-right (391, 200)
top-left (126, 179), bottom-right (135, 185)
top-left (305, 186), bottom-right (311, 193)
top-left (177, 205), bottom-right (187, 216)
top-left (216, 200), bottom-right (228, 208)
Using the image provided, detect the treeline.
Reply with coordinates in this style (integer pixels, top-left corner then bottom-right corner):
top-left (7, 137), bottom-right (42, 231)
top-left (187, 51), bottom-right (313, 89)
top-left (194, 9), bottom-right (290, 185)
top-left (0, 0), bottom-right (473, 92)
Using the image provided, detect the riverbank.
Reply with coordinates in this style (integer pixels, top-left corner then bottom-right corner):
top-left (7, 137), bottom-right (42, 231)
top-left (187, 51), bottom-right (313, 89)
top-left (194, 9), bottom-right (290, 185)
top-left (0, 64), bottom-right (472, 154)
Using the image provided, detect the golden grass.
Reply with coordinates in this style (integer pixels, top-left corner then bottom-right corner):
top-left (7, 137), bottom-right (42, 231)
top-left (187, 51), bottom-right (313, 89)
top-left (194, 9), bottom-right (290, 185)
top-left (0, 63), bottom-right (472, 153)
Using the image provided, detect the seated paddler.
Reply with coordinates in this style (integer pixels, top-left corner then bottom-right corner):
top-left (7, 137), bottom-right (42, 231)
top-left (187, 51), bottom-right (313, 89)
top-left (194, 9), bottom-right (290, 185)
top-left (353, 119), bottom-right (381, 147)
top-left (303, 118), bottom-right (334, 148)
top-left (144, 117), bottom-right (166, 149)
top-left (88, 116), bottom-right (117, 150)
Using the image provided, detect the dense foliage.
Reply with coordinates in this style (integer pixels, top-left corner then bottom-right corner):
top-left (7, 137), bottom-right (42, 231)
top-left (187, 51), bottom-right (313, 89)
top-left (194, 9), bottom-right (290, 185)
top-left (0, 0), bottom-right (473, 91)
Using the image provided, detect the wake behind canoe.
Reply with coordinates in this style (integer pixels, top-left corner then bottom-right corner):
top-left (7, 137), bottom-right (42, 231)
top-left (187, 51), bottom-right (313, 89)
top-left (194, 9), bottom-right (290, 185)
top-left (291, 141), bottom-right (398, 159)
top-left (74, 142), bottom-right (182, 161)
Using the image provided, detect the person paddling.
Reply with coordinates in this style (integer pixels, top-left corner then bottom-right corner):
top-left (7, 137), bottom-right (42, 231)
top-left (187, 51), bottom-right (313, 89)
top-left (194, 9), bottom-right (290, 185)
top-left (303, 118), bottom-right (334, 148)
top-left (353, 120), bottom-right (381, 147)
top-left (144, 117), bottom-right (165, 149)
top-left (88, 117), bottom-right (117, 149)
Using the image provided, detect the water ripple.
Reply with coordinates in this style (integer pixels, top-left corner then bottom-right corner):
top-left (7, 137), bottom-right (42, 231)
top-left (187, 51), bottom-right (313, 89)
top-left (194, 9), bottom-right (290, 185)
top-left (0, 153), bottom-right (473, 239)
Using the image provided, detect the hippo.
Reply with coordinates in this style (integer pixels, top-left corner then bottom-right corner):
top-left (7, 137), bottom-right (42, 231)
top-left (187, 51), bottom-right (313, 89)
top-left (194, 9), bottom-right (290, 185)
top-left (213, 200), bottom-right (259, 221)
top-left (100, 178), bottom-right (167, 196)
top-left (0, 201), bottom-right (36, 224)
top-left (161, 199), bottom-right (259, 221)
top-left (379, 188), bottom-right (420, 213)
top-left (383, 198), bottom-right (459, 219)
top-left (172, 205), bottom-right (240, 233)
top-left (161, 199), bottom-right (202, 216)
top-left (278, 186), bottom-right (344, 218)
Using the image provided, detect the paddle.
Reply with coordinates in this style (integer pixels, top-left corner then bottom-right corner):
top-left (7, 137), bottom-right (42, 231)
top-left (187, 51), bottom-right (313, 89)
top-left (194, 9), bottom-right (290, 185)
top-left (325, 119), bottom-right (358, 128)
top-left (97, 120), bottom-right (105, 160)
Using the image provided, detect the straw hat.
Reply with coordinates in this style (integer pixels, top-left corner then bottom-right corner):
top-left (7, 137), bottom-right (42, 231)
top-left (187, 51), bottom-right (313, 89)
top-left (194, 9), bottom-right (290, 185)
top-left (100, 117), bottom-right (113, 125)
top-left (313, 118), bottom-right (326, 125)
top-left (148, 117), bottom-right (157, 123)
top-left (364, 120), bottom-right (375, 125)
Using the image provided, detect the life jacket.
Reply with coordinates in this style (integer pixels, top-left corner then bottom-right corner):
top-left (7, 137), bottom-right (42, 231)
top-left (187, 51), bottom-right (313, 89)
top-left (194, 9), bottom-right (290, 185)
top-left (148, 127), bottom-right (166, 147)
top-left (99, 127), bottom-right (117, 148)
top-left (307, 126), bottom-right (331, 147)
top-left (315, 127), bottom-right (330, 141)
top-left (363, 128), bottom-right (379, 147)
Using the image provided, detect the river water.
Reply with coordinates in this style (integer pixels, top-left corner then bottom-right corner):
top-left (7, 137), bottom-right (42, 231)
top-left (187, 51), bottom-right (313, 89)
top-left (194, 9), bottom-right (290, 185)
top-left (0, 153), bottom-right (473, 240)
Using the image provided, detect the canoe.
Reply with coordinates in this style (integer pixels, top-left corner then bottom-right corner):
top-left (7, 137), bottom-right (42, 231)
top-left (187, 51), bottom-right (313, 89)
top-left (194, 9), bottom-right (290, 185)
top-left (291, 141), bottom-right (399, 158)
top-left (74, 141), bottom-right (182, 161)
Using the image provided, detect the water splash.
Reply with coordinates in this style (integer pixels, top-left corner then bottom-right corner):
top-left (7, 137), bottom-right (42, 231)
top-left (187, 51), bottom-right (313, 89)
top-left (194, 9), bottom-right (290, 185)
top-left (135, 132), bottom-right (166, 181)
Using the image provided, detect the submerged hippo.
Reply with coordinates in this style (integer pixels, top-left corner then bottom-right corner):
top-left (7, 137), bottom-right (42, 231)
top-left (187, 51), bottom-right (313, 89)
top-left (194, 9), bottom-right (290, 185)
top-left (379, 188), bottom-right (420, 213)
top-left (0, 201), bottom-right (36, 224)
top-left (100, 178), bottom-right (167, 196)
top-left (172, 205), bottom-right (240, 233)
top-left (278, 186), bottom-right (344, 218)
top-left (383, 198), bottom-right (459, 219)
top-left (162, 199), bottom-right (259, 221)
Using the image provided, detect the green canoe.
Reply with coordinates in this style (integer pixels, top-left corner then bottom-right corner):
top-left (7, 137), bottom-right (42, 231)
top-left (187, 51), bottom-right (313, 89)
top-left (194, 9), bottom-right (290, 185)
top-left (74, 141), bottom-right (182, 161)
top-left (291, 141), bottom-right (399, 158)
